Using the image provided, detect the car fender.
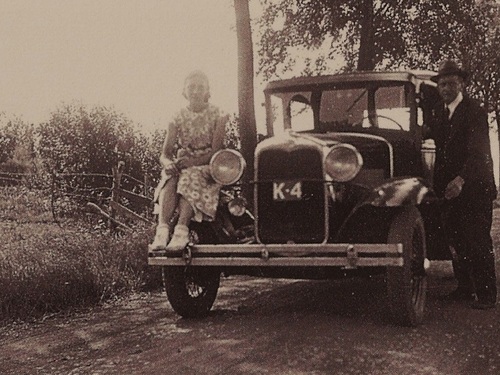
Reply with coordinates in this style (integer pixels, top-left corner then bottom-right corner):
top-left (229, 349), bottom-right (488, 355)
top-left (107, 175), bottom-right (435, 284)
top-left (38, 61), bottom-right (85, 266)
top-left (363, 177), bottom-right (434, 207)
top-left (334, 177), bottom-right (435, 243)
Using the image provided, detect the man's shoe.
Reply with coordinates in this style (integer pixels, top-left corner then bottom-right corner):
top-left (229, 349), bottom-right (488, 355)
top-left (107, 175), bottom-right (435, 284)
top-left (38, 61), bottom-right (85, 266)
top-left (444, 288), bottom-right (476, 301)
top-left (471, 300), bottom-right (496, 310)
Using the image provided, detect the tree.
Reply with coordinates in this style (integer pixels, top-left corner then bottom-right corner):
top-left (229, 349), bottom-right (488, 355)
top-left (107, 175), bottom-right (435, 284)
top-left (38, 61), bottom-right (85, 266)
top-left (407, 0), bottom-right (500, 175)
top-left (234, 0), bottom-right (257, 201)
top-left (256, 0), bottom-right (494, 78)
top-left (460, 2), bottom-right (500, 129)
top-left (0, 113), bottom-right (19, 165)
top-left (463, 2), bottom-right (500, 178)
top-left (0, 113), bottom-right (37, 173)
top-left (257, 0), bottom-right (425, 78)
top-left (461, 3), bottom-right (499, 116)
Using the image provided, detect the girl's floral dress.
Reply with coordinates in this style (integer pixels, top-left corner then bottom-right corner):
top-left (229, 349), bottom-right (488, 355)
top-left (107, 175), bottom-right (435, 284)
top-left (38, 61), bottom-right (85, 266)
top-left (154, 103), bottom-right (225, 222)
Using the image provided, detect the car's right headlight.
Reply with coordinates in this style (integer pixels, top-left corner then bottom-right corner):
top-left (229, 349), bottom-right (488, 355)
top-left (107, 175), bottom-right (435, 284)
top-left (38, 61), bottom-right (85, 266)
top-left (209, 149), bottom-right (246, 185)
top-left (324, 143), bottom-right (363, 182)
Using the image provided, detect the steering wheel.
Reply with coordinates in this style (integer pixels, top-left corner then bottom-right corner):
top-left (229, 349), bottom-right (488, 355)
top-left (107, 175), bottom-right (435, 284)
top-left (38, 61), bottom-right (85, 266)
top-left (353, 114), bottom-right (404, 130)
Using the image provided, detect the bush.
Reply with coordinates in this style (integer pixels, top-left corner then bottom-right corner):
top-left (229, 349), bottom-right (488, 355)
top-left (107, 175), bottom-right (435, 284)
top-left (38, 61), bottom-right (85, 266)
top-left (0, 115), bottom-right (39, 175)
top-left (36, 103), bottom-right (162, 182)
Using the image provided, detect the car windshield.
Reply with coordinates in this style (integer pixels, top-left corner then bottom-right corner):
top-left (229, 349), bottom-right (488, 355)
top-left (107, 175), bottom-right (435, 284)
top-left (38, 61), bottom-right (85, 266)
top-left (268, 82), bottom-right (412, 134)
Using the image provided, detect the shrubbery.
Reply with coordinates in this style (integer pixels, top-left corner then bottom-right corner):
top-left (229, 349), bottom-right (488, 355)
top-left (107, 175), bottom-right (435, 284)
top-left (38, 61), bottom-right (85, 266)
top-left (37, 104), bottom-right (162, 180)
top-left (0, 105), bottom-right (243, 322)
top-left (0, 187), bottom-right (162, 323)
top-left (0, 114), bottom-right (39, 175)
top-left (1, 105), bottom-right (165, 190)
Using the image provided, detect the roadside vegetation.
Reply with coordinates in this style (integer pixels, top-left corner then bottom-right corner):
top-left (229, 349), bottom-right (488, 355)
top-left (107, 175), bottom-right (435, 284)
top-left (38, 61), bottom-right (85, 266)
top-left (0, 186), bottom-right (162, 323)
top-left (0, 102), bottom-right (243, 324)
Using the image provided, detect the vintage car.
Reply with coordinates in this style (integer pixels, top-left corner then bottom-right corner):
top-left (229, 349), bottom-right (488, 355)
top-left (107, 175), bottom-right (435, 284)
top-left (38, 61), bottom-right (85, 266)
top-left (149, 70), bottom-right (448, 326)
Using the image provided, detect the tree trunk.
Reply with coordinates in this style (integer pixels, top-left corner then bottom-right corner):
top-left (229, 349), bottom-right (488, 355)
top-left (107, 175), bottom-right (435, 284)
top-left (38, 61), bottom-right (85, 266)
top-left (496, 110), bottom-right (500, 189)
top-left (234, 0), bottom-right (257, 203)
top-left (357, 0), bottom-right (376, 71)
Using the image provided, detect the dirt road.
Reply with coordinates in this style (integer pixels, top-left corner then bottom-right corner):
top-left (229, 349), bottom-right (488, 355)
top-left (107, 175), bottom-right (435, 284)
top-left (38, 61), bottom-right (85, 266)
top-left (1, 260), bottom-right (499, 375)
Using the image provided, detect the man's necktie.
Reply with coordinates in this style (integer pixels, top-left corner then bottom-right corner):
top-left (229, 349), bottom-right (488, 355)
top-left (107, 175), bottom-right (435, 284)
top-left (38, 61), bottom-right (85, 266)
top-left (444, 106), bottom-right (452, 140)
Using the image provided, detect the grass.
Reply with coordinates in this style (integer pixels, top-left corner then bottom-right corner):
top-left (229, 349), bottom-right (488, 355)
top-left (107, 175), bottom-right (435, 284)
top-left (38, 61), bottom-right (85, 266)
top-left (0, 186), bottom-right (162, 323)
top-left (0, 186), bottom-right (53, 223)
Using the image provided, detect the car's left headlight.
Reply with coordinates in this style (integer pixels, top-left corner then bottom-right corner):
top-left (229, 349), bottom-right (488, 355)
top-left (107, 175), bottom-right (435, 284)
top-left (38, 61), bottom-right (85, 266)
top-left (209, 149), bottom-right (246, 185)
top-left (324, 143), bottom-right (363, 182)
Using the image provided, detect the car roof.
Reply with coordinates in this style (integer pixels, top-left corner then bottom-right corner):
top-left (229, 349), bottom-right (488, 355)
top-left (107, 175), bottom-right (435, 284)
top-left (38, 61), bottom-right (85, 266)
top-left (264, 70), bottom-right (437, 93)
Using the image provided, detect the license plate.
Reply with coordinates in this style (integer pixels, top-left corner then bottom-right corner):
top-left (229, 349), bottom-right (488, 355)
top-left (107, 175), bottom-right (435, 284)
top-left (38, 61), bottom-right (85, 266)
top-left (273, 180), bottom-right (303, 201)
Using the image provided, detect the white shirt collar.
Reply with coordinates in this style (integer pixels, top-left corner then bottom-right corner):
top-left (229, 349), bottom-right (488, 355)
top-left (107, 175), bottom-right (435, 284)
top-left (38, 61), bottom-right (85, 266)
top-left (446, 92), bottom-right (463, 119)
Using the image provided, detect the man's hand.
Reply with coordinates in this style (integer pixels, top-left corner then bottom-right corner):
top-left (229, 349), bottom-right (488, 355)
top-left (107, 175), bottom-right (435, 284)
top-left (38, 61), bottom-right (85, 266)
top-left (445, 176), bottom-right (465, 200)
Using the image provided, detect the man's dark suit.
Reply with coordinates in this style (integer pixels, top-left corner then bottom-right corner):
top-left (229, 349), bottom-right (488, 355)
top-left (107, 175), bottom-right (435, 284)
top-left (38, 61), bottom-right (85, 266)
top-left (431, 96), bottom-right (497, 303)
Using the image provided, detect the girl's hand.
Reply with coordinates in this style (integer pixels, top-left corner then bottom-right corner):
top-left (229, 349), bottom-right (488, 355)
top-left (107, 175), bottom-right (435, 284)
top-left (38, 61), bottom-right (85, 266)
top-left (175, 157), bottom-right (193, 170)
top-left (164, 161), bottom-right (179, 175)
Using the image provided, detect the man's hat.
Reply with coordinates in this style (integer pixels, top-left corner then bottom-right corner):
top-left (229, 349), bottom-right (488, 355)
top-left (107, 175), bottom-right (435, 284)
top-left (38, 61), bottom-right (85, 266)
top-left (431, 60), bottom-right (469, 83)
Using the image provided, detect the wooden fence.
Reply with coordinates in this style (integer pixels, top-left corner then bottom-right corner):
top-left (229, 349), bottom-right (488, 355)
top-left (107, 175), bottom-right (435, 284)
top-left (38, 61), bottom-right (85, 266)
top-left (0, 162), bottom-right (155, 231)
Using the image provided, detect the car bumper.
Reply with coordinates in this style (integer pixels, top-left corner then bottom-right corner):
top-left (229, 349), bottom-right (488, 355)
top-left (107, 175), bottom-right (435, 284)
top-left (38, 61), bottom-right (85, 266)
top-left (148, 243), bottom-right (403, 268)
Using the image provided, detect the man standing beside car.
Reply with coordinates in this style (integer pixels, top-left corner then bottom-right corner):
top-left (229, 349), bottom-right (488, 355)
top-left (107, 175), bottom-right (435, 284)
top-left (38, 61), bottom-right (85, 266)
top-left (429, 60), bottom-right (497, 309)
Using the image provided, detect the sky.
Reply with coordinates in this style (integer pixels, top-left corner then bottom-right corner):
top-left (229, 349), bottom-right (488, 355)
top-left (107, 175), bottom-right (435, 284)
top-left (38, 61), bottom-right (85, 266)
top-left (0, 0), bottom-right (498, 180)
top-left (1, 0), bottom-right (250, 131)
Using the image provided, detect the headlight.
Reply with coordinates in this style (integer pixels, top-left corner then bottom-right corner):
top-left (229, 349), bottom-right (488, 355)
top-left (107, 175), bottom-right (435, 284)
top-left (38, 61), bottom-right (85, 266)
top-left (228, 197), bottom-right (247, 217)
top-left (209, 149), bottom-right (246, 185)
top-left (324, 144), bottom-right (363, 182)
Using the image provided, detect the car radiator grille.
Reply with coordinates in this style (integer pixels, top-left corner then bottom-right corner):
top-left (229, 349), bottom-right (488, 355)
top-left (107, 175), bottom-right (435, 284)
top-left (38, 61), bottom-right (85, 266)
top-left (256, 147), bottom-right (326, 244)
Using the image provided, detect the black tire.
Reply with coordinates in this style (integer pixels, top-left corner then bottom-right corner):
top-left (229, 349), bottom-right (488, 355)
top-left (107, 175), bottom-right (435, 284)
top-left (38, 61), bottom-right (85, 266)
top-left (163, 266), bottom-right (220, 318)
top-left (386, 206), bottom-right (427, 327)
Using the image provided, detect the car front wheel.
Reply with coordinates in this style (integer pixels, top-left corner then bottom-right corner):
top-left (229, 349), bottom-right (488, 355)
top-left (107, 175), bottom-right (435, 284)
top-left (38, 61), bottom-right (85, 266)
top-left (163, 266), bottom-right (220, 318)
top-left (386, 206), bottom-right (427, 327)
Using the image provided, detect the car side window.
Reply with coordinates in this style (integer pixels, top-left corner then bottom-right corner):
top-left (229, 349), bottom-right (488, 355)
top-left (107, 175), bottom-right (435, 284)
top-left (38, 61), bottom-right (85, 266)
top-left (373, 86), bottom-right (410, 131)
top-left (289, 94), bottom-right (314, 132)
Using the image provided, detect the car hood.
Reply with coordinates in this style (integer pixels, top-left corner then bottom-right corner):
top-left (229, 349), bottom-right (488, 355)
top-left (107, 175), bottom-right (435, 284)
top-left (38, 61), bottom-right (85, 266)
top-left (256, 131), bottom-right (395, 179)
top-left (256, 131), bottom-right (391, 155)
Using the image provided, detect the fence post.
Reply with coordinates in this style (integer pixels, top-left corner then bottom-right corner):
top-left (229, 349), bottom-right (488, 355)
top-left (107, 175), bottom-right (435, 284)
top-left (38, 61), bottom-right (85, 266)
top-left (144, 174), bottom-right (150, 217)
top-left (109, 161), bottom-right (125, 233)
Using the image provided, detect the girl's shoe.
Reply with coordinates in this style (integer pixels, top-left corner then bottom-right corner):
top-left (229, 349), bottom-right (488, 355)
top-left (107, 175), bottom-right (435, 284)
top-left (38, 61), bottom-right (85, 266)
top-left (166, 225), bottom-right (190, 251)
top-left (149, 224), bottom-right (170, 251)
